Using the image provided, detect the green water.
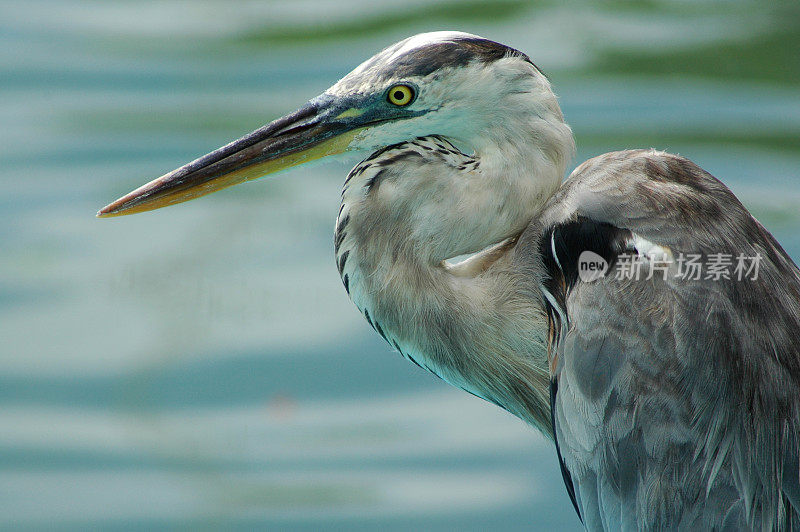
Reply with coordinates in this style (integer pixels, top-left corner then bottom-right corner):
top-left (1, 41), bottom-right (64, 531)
top-left (1, 1), bottom-right (798, 529)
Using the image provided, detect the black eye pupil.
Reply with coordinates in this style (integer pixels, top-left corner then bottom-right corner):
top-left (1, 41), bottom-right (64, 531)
top-left (393, 90), bottom-right (404, 100)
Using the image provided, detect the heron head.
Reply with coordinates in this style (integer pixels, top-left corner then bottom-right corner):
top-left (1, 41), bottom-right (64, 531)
top-left (98, 31), bottom-right (572, 217)
top-left (327, 31), bottom-right (568, 156)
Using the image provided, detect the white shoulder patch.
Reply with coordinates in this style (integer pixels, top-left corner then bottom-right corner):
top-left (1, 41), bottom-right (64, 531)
top-left (631, 233), bottom-right (673, 261)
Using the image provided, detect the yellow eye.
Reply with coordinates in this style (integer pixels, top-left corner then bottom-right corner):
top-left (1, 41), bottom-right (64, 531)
top-left (387, 84), bottom-right (415, 106)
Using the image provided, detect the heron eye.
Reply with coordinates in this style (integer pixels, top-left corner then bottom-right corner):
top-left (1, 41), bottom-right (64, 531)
top-left (387, 84), bottom-right (415, 106)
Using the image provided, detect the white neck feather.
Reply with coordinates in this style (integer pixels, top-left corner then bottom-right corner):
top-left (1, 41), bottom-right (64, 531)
top-left (334, 123), bottom-right (569, 432)
top-left (332, 61), bottom-right (573, 431)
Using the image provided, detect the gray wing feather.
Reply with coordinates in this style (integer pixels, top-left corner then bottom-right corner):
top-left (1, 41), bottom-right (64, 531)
top-left (531, 149), bottom-right (800, 530)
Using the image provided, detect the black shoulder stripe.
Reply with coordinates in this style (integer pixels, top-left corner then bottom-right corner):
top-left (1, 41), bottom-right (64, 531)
top-left (551, 378), bottom-right (583, 523)
top-left (541, 216), bottom-right (632, 294)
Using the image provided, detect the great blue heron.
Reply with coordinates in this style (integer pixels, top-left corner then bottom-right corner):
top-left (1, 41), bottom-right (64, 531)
top-left (99, 32), bottom-right (800, 529)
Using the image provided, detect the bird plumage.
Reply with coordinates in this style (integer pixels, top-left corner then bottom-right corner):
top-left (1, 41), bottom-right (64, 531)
top-left (335, 133), bottom-right (555, 431)
top-left (538, 150), bottom-right (800, 529)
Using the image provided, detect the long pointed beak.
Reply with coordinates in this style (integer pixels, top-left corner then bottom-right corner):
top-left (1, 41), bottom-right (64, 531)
top-left (97, 96), bottom-right (363, 217)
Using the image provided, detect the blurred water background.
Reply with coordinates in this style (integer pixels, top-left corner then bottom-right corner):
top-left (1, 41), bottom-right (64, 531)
top-left (1, 0), bottom-right (799, 529)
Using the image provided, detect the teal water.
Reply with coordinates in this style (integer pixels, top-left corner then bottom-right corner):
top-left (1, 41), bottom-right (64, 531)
top-left (1, 1), bottom-right (798, 529)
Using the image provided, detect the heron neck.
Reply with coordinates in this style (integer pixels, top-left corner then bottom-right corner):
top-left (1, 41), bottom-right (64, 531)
top-left (334, 138), bottom-right (555, 433)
